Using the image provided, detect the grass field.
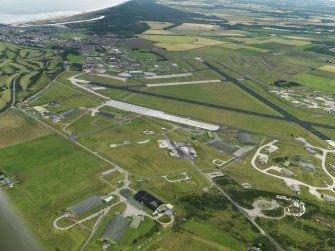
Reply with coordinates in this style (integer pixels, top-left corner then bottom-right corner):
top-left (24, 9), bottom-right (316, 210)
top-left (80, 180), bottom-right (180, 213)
top-left (219, 43), bottom-right (269, 53)
top-left (318, 65), bottom-right (335, 73)
top-left (145, 21), bottom-right (173, 30)
top-left (128, 50), bottom-right (159, 60)
top-left (119, 217), bottom-right (157, 247)
top-left (0, 134), bottom-right (112, 250)
top-left (182, 218), bottom-right (245, 251)
top-left (96, 87), bottom-right (319, 141)
top-left (27, 81), bottom-right (100, 114)
top-left (64, 108), bottom-right (232, 177)
top-left (292, 73), bottom-right (335, 92)
top-left (0, 110), bottom-right (49, 148)
top-left (139, 35), bottom-right (223, 51)
top-left (148, 231), bottom-right (226, 251)
top-left (145, 82), bottom-right (280, 116)
top-left (75, 117), bottom-right (194, 176)
top-left (173, 23), bottom-right (220, 31)
top-left (240, 37), bottom-right (310, 47)
top-left (140, 171), bottom-right (211, 204)
top-left (142, 29), bottom-right (175, 35)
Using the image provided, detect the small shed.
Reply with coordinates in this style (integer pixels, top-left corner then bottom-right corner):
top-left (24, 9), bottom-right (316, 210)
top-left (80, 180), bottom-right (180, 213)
top-left (130, 216), bottom-right (144, 229)
top-left (103, 196), bottom-right (114, 203)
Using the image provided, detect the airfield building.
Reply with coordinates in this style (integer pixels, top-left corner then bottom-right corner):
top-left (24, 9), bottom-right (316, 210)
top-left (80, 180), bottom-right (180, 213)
top-left (329, 163), bottom-right (335, 172)
top-left (33, 106), bottom-right (50, 116)
top-left (281, 168), bottom-right (296, 177)
top-left (100, 215), bottom-right (128, 244)
top-left (134, 191), bottom-right (163, 211)
top-left (130, 216), bottom-right (144, 229)
top-left (322, 194), bottom-right (335, 202)
top-left (211, 140), bottom-right (236, 154)
top-left (299, 162), bottom-right (316, 172)
top-left (305, 146), bottom-right (316, 155)
top-left (98, 110), bottom-right (116, 119)
top-left (68, 195), bottom-right (103, 217)
top-left (238, 133), bottom-right (254, 145)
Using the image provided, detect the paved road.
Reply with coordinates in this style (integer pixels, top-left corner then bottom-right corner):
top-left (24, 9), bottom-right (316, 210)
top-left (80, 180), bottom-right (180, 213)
top-left (203, 62), bottom-right (331, 141)
top-left (11, 76), bottom-right (19, 107)
top-left (251, 140), bottom-right (335, 200)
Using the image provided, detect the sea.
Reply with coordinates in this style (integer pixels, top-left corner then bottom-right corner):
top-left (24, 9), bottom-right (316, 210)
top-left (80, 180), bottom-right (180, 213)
top-left (0, 0), bottom-right (128, 24)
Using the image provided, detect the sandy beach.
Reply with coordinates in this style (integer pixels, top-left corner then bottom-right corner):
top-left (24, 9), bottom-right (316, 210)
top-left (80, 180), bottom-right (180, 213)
top-left (0, 0), bottom-right (130, 26)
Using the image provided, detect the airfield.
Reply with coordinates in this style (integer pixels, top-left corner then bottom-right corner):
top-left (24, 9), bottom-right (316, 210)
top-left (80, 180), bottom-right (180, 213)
top-left (1, 0), bottom-right (335, 250)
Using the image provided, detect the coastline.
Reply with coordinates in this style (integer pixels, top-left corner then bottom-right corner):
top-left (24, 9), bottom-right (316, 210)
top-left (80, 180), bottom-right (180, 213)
top-left (1, 0), bottom-right (130, 27)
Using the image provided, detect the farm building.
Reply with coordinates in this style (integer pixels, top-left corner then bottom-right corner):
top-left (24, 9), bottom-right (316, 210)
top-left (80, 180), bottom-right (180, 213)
top-left (238, 133), bottom-right (254, 145)
top-left (100, 215), bottom-right (128, 244)
top-left (68, 195), bottom-right (103, 217)
top-left (61, 109), bottom-right (80, 120)
top-left (33, 106), bottom-right (50, 116)
top-left (134, 191), bottom-right (163, 211)
top-left (50, 109), bottom-right (79, 122)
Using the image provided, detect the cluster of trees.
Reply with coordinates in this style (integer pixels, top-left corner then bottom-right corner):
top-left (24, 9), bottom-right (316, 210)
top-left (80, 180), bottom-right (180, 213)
top-left (71, 0), bottom-right (206, 35)
top-left (178, 193), bottom-right (229, 220)
top-left (272, 80), bottom-right (301, 88)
